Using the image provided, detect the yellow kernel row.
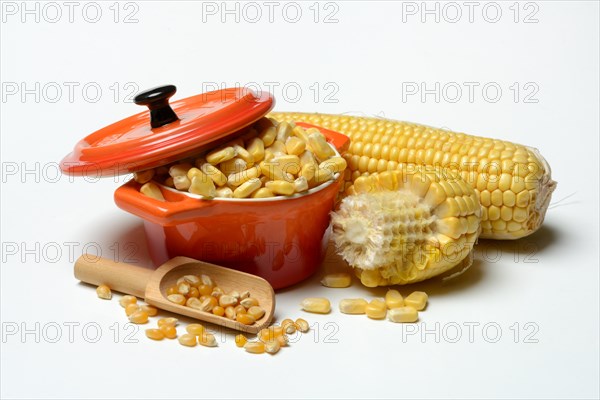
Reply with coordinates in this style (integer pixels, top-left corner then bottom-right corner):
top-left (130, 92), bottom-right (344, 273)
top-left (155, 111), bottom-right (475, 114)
top-left (137, 118), bottom-right (347, 201)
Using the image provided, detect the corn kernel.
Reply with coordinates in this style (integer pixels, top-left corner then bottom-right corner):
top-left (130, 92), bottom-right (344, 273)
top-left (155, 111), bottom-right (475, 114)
top-left (385, 290), bottom-right (405, 309)
top-left (140, 182), bottom-right (165, 201)
top-left (96, 284), bottom-right (112, 300)
top-left (219, 295), bottom-right (238, 308)
top-left (119, 295), bottom-right (137, 308)
top-left (178, 333), bottom-right (197, 347)
top-left (365, 299), bottom-right (387, 319)
top-left (200, 296), bottom-right (218, 312)
top-left (308, 131), bottom-right (335, 161)
top-left (281, 319), bottom-right (296, 334)
top-left (251, 187), bottom-right (275, 198)
top-left (227, 165), bottom-right (261, 187)
top-left (259, 126), bottom-right (277, 147)
top-left (212, 306), bottom-right (225, 316)
top-left (225, 306), bottom-right (236, 320)
top-left (198, 284), bottom-right (213, 296)
top-left (145, 328), bottom-right (165, 340)
top-left (265, 340), bottom-right (281, 355)
top-left (169, 163), bottom-right (193, 177)
top-left (186, 324), bottom-right (206, 336)
top-left (247, 306), bottom-right (265, 320)
top-left (233, 178), bottom-right (261, 198)
top-left (295, 318), bottom-right (309, 333)
top-left (235, 334), bottom-right (248, 348)
top-left (125, 303), bottom-right (141, 316)
top-left (189, 174), bottom-right (216, 198)
top-left (404, 291), bottom-right (428, 311)
top-left (244, 341), bottom-right (266, 354)
top-left (167, 294), bottom-right (186, 305)
top-left (388, 307), bottom-right (419, 323)
top-left (173, 175), bottom-right (191, 190)
top-left (215, 186), bottom-right (234, 198)
top-left (339, 298), bottom-right (368, 314)
top-left (234, 305), bottom-right (247, 315)
top-left (236, 313), bottom-right (256, 325)
top-left (181, 274), bottom-right (201, 286)
top-left (197, 164), bottom-right (228, 187)
top-left (160, 325), bottom-right (177, 339)
top-left (157, 317), bottom-right (178, 327)
top-left (134, 169), bottom-right (155, 184)
top-left (209, 286), bottom-right (223, 298)
top-left (233, 144), bottom-right (255, 166)
top-left (220, 157), bottom-right (247, 175)
top-left (320, 273), bottom-right (352, 288)
top-left (166, 285), bottom-right (178, 296)
top-left (240, 291), bottom-right (251, 299)
top-left (206, 146), bottom-right (236, 165)
top-left (301, 297), bottom-right (331, 314)
top-left (246, 137), bottom-right (265, 162)
top-left (188, 287), bottom-right (200, 298)
top-left (198, 333), bottom-right (218, 347)
top-left (128, 310), bottom-right (149, 324)
top-left (319, 156), bottom-right (347, 175)
top-left (285, 136), bottom-right (306, 155)
top-left (240, 297), bottom-right (259, 309)
top-left (277, 335), bottom-right (289, 347)
top-left (177, 282), bottom-right (191, 295)
top-left (186, 297), bottom-right (203, 310)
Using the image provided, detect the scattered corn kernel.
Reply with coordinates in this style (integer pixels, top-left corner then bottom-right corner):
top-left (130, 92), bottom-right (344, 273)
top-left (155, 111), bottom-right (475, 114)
top-left (236, 313), bottom-right (256, 325)
top-left (198, 333), bottom-right (218, 347)
top-left (125, 303), bottom-right (141, 316)
top-left (96, 284), bottom-right (112, 300)
top-left (157, 317), bottom-right (178, 327)
top-left (235, 334), bottom-right (248, 348)
top-left (321, 273), bottom-right (352, 288)
top-left (178, 333), bottom-right (197, 347)
top-left (301, 297), bottom-right (331, 314)
top-left (339, 298), bottom-right (368, 314)
top-left (281, 319), bottom-right (296, 334)
top-left (186, 324), bottom-right (206, 336)
top-left (388, 307), bottom-right (419, 323)
top-left (145, 328), bottom-right (165, 340)
top-left (385, 290), bottom-right (405, 309)
top-left (244, 341), bottom-right (266, 354)
top-left (119, 295), bottom-right (137, 308)
top-left (295, 318), bottom-right (309, 333)
top-left (404, 291), bottom-right (428, 311)
top-left (365, 299), bottom-right (387, 320)
top-left (265, 340), bottom-right (281, 355)
top-left (212, 306), bottom-right (225, 316)
top-left (160, 324), bottom-right (177, 339)
top-left (128, 310), bottom-right (149, 324)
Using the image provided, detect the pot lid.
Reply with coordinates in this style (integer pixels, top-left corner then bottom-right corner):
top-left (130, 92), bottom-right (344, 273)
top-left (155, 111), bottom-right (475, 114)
top-left (61, 85), bottom-right (274, 176)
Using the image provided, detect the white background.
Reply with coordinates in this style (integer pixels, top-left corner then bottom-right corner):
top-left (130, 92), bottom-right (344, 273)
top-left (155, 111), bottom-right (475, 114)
top-left (1, 1), bottom-right (599, 399)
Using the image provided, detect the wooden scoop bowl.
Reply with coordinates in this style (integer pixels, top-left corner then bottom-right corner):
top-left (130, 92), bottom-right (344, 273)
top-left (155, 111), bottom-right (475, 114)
top-left (74, 254), bottom-right (275, 334)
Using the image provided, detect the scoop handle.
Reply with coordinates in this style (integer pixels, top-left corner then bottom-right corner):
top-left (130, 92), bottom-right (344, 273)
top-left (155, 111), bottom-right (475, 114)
top-left (74, 255), bottom-right (153, 298)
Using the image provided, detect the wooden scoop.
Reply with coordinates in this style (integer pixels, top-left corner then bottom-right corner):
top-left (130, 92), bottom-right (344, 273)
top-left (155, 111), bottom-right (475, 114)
top-left (74, 254), bottom-right (275, 334)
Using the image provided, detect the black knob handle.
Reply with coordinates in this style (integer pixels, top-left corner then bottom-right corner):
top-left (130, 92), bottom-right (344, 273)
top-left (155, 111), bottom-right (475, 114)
top-left (134, 85), bottom-right (179, 129)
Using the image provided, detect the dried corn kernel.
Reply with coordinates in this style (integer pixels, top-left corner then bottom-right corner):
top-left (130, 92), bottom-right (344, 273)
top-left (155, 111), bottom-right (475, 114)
top-left (160, 325), bottom-right (177, 339)
top-left (247, 306), bottom-right (265, 320)
top-left (119, 295), bottom-right (137, 308)
top-left (244, 341), bottom-right (266, 354)
top-left (96, 284), bottom-right (112, 300)
top-left (200, 274), bottom-right (214, 287)
top-left (235, 334), bottom-right (248, 348)
top-left (188, 287), bottom-right (200, 298)
top-left (308, 131), bottom-right (335, 161)
top-left (215, 186), bottom-right (233, 198)
top-left (128, 310), bottom-right (149, 324)
top-left (281, 319), bottom-right (296, 334)
top-left (236, 313), bottom-right (256, 325)
top-left (134, 169), bottom-right (155, 184)
top-left (285, 136), bottom-right (306, 155)
top-left (234, 304), bottom-right (247, 315)
top-left (198, 333), bottom-right (218, 347)
top-left (265, 340), bottom-right (281, 355)
top-left (240, 291), bottom-right (250, 299)
top-left (157, 317), bottom-right (178, 327)
top-left (140, 182), bottom-right (165, 201)
top-left (220, 157), bottom-right (247, 175)
top-left (189, 174), bottom-right (216, 198)
top-left (181, 275), bottom-right (201, 286)
top-left (227, 165), bottom-right (261, 187)
top-left (301, 297), bottom-right (331, 314)
top-left (385, 290), bottom-right (405, 309)
top-left (277, 335), bottom-right (289, 347)
top-left (145, 328), bottom-right (165, 340)
top-left (198, 284), bottom-right (213, 296)
top-left (167, 294), bottom-right (186, 305)
top-left (125, 303), bottom-right (141, 316)
top-left (212, 306), bottom-right (225, 316)
top-left (365, 299), bottom-right (387, 320)
top-left (198, 164), bottom-right (228, 187)
top-left (388, 307), bottom-right (419, 323)
top-left (225, 306), bottom-right (236, 320)
top-left (251, 187), bottom-right (274, 198)
top-left (178, 333), bottom-right (197, 347)
top-left (339, 298), bottom-right (368, 314)
top-left (233, 144), bottom-right (255, 166)
top-left (177, 282), bottom-right (191, 295)
top-left (404, 291), bottom-right (428, 311)
top-left (200, 296), bottom-right (218, 312)
top-left (319, 156), bottom-right (347, 174)
top-left (240, 297), bottom-right (259, 309)
top-left (173, 175), bottom-right (191, 190)
top-left (219, 295), bottom-right (238, 308)
top-left (186, 297), bottom-right (203, 310)
top-left (166, 285), bottom-right (178, 296)
top-left (246, 137), bottom-right (265, 162)
top-left (320, 273), bottom-right (352, 288)
top-left (259, 126), bottom-right (277, 147)
top-left (169, 163), bottom-right (193, 177)
top-left (295, 318), bottom-right (309, 333)
top-left (186, 324), bottom-right (205, 336)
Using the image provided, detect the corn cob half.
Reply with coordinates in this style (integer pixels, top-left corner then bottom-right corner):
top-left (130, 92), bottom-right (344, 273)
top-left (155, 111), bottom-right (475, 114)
top-left (270, 112), bottom-right (556, 240)
top-left (332, 167), bottom-right (481, 286)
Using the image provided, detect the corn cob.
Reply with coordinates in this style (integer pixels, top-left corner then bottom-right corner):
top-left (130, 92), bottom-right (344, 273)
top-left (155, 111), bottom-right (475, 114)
top-left (332, 167), bottom-right (481, 286)
top-left (269, 112), bottom-right (556, 240)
